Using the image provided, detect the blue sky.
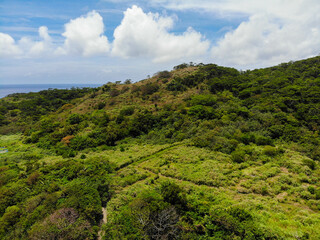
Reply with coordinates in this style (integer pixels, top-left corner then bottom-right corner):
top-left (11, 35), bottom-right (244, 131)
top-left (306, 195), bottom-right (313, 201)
top-left (0, 0), bottom-right (320, 84)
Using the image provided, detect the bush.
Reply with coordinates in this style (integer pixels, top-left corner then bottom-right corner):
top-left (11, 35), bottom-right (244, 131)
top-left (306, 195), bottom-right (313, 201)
top-left (303, 159), bottom-right (316, 170)
top-left (203, 207), bottom-right (274, 239)
top-left (96, 102), bottom-right (105, 110)
top-left (156, 70), bottom-right (172, 79)
top-left (28, 208), bottom-right (93, 240)
top-left (131, 85), bottom-right (141, 94)
top-left (120, 106), bottom-right (135, 116)
top-left (67, 114), bottom-right (83, 125)
top-left (141, 83), bottom-right (159, 96)
top-left (27, 171), bottom-right (41, 185)
top-left (69, 135), bottom-right (95, 150)
top-left (189, 94), bottom-right (217, 106)
top-left (173, 63), bottom-right (188, 70)
top-left (315, 189), bottom-right (320, 200)
top-left (255, 135), bottom-right (273, 146)
top-left (231, 150), bottom-right (246, 163)
top-left (240, 133), bottom-right (256, 144)
top-left (61, 179), bottom-right (102, 224)
top-left (263, 146), bottom-right (279, 157)
top-left (187, 105), bottom-right (217, 119)
top-left (160, 181), bottom-right (187, 210)
top-left (101, 84), bottom-right (111, 92)
top-left (109, 89), bottom-right (120, 97)
top-left (166, 78), bottom-right (186, 92)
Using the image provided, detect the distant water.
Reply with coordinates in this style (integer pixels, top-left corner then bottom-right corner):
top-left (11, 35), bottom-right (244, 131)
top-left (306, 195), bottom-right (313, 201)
top-left (0, 84), bottom-right (102, 99)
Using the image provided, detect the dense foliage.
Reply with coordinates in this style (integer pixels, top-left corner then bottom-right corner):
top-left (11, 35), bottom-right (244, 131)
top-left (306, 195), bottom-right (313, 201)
top-left (0, 87), bottom-right (95, 128)
top-left (1, 57), bottom-right (320, 239)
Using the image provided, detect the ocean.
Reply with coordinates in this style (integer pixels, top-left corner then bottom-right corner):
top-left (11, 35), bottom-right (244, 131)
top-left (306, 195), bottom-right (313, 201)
top-left (0, 84), bottom-right (102, 99)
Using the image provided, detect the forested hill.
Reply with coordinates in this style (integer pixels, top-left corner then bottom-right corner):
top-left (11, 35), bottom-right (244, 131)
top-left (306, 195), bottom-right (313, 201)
top-left (0, 57), bottom-right (320, 239)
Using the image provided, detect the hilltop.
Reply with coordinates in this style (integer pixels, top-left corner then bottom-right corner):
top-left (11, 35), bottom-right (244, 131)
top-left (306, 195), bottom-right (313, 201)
top-left (0, 57), bottom-right (320, 239)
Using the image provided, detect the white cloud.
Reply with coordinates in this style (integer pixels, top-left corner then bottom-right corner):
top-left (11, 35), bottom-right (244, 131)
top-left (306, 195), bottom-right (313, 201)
top-left (211, 14), bottom-right (320, 67)
top-left (0, 33), bottom-right (22, 57)
top-left (2, 1), bottom-right (320, 69)
top-left (19, 26), bottom-right (53, 57)
top-left (112, 5), bottom-right (210, 62)
top-left (148, 0), bottom-right (310, 19)
top-left (148, 0), bottom-right (320, 67)
top-left (0, 26), bottom-right (53, 58)
top-left (57, 11), bottom-right (110, 56)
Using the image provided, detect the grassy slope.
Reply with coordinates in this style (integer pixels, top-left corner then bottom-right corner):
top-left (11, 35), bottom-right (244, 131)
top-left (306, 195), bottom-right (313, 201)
top-left (2, 134), bottom-right (319, 239)
top-left (106, 142), bottom-right (320, 239)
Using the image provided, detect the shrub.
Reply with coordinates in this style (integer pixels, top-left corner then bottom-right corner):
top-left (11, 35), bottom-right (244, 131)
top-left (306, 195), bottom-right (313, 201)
top-left (315, 189), bottom-right (320, 200)
top-left (120, 106), bottom-right (135, 116)
top-left (240, 133), bottom-right (256, 145)
top-left (303, 159), bottom-right (316, 170)
top-left (156, 70), bottom-right (172, 79)
top-left (160, 181), bottom-right (187, 210)
top-left (28, 208), bottom-right (93, 240)
top-left (101, 84), bottom-right (111, 92)
top-left (166, 78), bottom-right (186, 92)
top-left (109, 89), bottom-right (120, 97)
top-left (96, 102), bottom-right (105, 110)
top-left (124, 79), bottom-right (132, 84)
top-left (61, 179), bottom-right (102, 224)
top-left (203, 207), bottom-right (274, 239)
top-left (255, 135), bottom-right (273, 146)
top-left (263, 146), bottom-right (279, 157)
top-left (131, 85), bottom-right (141, 94)
top-left (0, 205), bottom-right (21, 233)
top-left (187, 105), bottom-right (217, 119)
top-left (173, 63), bottom-right (188, 70)
top-left (61, 135), bottom-right (74, 146)
top-left (67, 114), bottom-right (83, 125)
top-left (121, 86), bottom-right (130, 93)
top-left (141, 83), bottom-right (159, 96)
top-left (69, 135), bottom-right (95, 150)
top-left (189, 94), bottom-right (217, 106)
top-left (231, 150), bottom-right (246, 163)
top-left (27, 171), bottom-right (41, 185)
top-left (308, 186), bottom-right (315, 194)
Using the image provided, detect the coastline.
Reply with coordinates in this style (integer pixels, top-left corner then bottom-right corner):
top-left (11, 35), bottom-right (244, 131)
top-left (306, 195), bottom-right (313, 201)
top-left (0, 84), bottom-right (102, 99)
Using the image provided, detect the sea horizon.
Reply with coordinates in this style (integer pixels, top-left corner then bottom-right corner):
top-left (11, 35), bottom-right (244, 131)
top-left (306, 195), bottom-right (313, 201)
top-left (0, 83), bottom-right (102, 99)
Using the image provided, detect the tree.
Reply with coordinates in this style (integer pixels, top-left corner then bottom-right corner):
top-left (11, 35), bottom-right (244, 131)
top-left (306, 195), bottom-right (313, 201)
top-left (125, 79), bottom-right (132, 84)
top-left (146, 206), bottom-right (180, 240)
top-left (28, 208), bottom-right (93, 240)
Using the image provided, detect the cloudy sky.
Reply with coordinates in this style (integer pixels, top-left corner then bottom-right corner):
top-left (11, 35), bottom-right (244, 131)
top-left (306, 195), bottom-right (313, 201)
top-left (1, 0), bottom-right (320, 84)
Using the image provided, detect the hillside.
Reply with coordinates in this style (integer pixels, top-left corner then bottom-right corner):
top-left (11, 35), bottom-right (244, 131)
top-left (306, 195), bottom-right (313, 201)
top-left (0, 57), bottom-right (320, 239)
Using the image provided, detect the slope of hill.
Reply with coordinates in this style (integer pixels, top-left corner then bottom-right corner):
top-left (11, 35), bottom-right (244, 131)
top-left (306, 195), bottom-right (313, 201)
top-left (0, 58), bottom-right (320, 239)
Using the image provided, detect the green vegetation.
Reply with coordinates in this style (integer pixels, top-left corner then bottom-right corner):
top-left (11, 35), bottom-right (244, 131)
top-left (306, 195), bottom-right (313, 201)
top-left (1, 57), bottom-right (320, 239)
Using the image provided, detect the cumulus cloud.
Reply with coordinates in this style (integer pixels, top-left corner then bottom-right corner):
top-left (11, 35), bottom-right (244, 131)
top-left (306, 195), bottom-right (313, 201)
top-left (211, 14), bottom-right (320, 67)
top-left (2, 1), bottom-right (320, 68)
top-left (57, 11), bottom-right (110, 56)
top-left (0, 33), bottom-right (22, 57)
top-left (149, 0), bottom-right (320, 67)
top-left (1, 11), bottom-right (111, 58)
top-left (0, 26), bottom-right (53, 58)
top-left (19, 26), bottom-right (53, 57)
top-left (112, 5), bottom-right (210, 62)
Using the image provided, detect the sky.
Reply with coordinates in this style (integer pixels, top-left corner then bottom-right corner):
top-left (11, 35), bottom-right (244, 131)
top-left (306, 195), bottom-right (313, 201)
top-left (0, 0), bottom-right (320, 84)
